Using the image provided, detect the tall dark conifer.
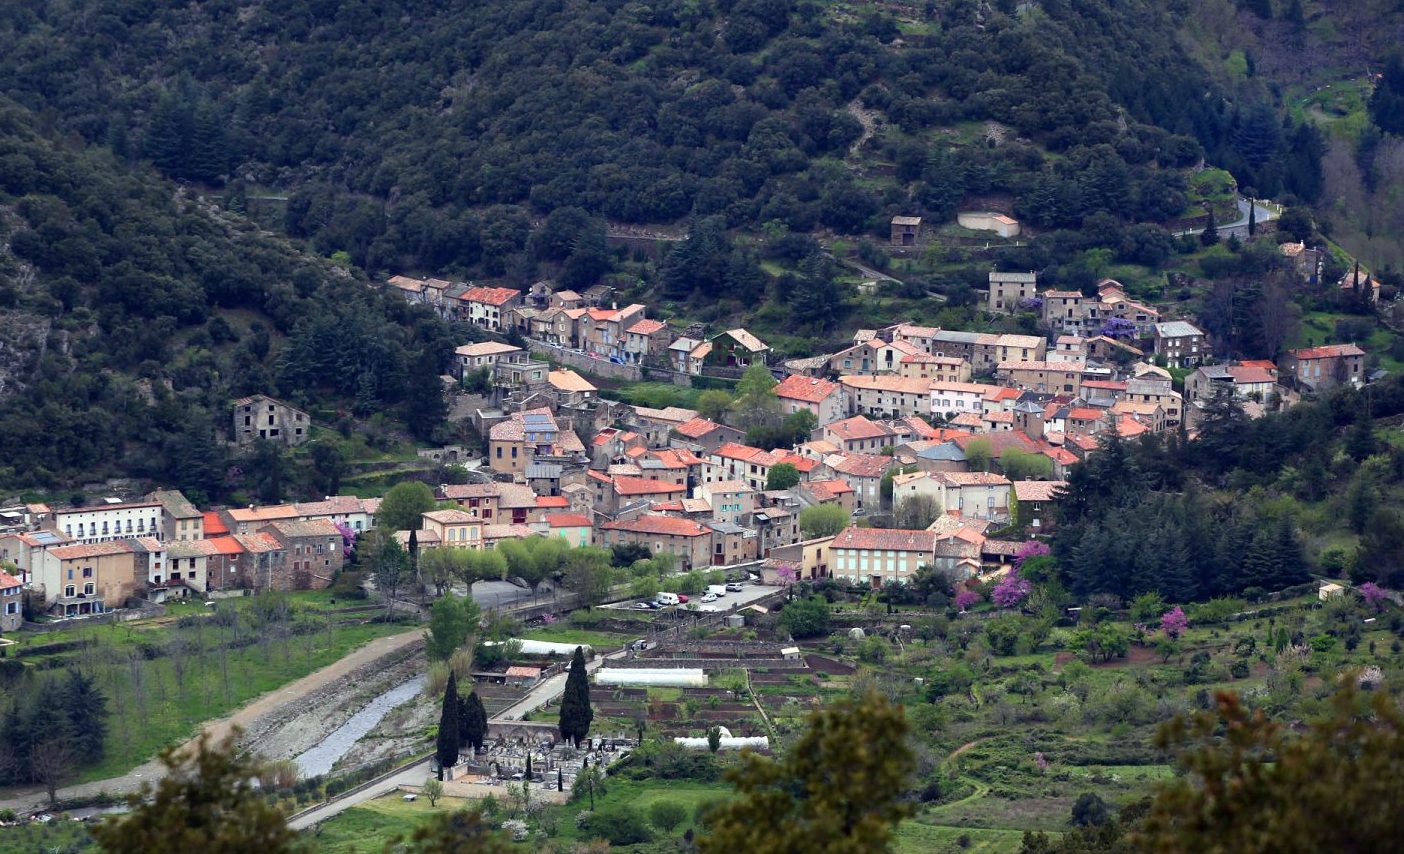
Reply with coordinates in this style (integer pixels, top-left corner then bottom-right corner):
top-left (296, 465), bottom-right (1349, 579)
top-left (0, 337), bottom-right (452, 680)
top-left (436, 671), bottom-right (461, 780)
top-left (558, 647), bottom-right (593, 748)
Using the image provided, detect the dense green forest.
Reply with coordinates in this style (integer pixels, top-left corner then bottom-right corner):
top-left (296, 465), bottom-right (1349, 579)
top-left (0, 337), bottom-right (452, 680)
top-left (0, 0), bottom-right (1326, 276)
top-left (0, 97), bottom-right (452, 496)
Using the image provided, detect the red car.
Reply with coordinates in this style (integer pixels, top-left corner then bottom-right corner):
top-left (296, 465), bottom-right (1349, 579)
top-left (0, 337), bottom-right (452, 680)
top-left (677, 594), bottom-right (689, 603)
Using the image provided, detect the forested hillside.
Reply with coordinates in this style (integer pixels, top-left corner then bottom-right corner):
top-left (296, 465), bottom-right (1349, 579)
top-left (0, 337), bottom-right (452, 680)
top-left (1181, 0), bottom-right (1404, 270)
top-left (0, 0), bottom-right (1324, 275)
top-left (0, 96), bottom-right (452, 495)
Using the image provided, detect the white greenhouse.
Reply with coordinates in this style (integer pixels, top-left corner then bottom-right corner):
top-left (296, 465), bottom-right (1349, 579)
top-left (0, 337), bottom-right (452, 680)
top-left (593, 668), bottom-right (708, 687)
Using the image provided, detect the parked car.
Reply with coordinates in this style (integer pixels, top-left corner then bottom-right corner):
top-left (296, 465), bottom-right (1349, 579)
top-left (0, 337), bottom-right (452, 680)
top-left (676, 594), bottom-right (689, 603)
top-left (701, 592), bottom-right (719, 603)
top-left (725, 582), bottom-right (745, 592)
top-left (633, 601), bottom-right (655, 610)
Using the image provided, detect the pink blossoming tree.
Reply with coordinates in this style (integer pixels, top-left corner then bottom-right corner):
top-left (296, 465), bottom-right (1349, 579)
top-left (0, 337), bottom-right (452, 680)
top-left (1160, 606), bottom-right (1188, 639)
top-left (992, 572), bottom-right (1031, 609)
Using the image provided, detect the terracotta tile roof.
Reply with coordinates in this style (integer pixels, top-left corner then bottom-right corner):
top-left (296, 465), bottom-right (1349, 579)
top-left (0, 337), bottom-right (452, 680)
top-left (632, 405), bottom-right (699, 423)
top-left (689, 342), bottom-right (713, 359)
top-left (626, 319), bottom-right (667, 335)
top-left (825, 416), bottom-right (894, 441)
top-left (950, 412), bottom-right (985, 428)
top-left (461, 286), bottom-right (521, 306)
top-left (295, 496), bottom-right (373, 517)
top-left (166, 539), bottom-right (223, 559)
top-left (602, 515), bottom-right (709, 537)
top-left (833, 527), bottom-right (936, 551)
top-left (1116, 417), bottom-right (1150, 438)
top-left (1042, 448), bottom-right (1079, 465)
top-left (675, 417), bottom-right (723, 438)
top-left (998, 360), bottom-right (1085, 373)
top-left (49, 541), bottom-right (135, 560)
top-left (1239, 359), bottom-right (1277, 370)
top-left (535, 496), bottom-right (570, 508)
top-left (423, 509), bottom-right (478, 525)
top-left (612, 476), bottom-right (687, 496)
top-left (548, 369), bottom-right (597, 392)
top-left (1290, 344), bottom-right (1365, 359)
top-left (985, 410), bottom-right (1014, 423)
top-left (774, 374), bottom-right (840, 403)
top-left (440, 483), bottom-right (504, 500)
top-left (714, 442), bottom-right (772, 463)
top-left (805, 479), bottom-right (855, 497)
top-left (455, 342), bottom-right (521, 358)
top-left (264, 519), bottom-right (342, 539)
top-left (650, 448), bottom-right (705, 468)
top-left (706, 480), bottom-right (753, 494)
top-left (771, 451), bottom-right (818, 473)
top-left (0, 569), bottom-right (22, 590)
top-left (227, 505), bottom-right (299, 523)
top-left (202, 511), bottom-right (230, 536)
top-left (1226, 366), bottom-right (1276, 384)
top-left (718, 328), bottom-right (768, 352)
top-left (936, 472), bottom-right (1011, 487)
top-left (829, 453), bottom-right (894, 478)
top-left (505, 666), bottom-right (543, 678)
top-left (207, 537), bottom-right (244, 556)
top-left (894, 323), bottom-right (939, 337)
top-left (839, 375), bottom-right (936, 394)
top-left (497, 484), bottom-right (539, 509)
top-left (482, 523), bottom-right (535, 540)
top-left (1013, 481), bottom-right (1066, 501)
top-left (546, 513), bottom-right (592, 528)
top-left (1068, 408), bottom-right (1104, 422)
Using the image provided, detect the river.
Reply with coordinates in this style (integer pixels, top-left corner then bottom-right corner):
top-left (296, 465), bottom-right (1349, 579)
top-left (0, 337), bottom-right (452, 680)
top-left (293, 675), bottom-right (425, 778)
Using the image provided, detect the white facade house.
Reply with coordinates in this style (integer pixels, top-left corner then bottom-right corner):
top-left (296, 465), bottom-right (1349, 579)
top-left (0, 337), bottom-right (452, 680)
top-left (52, 502), bottom-right (163, 544)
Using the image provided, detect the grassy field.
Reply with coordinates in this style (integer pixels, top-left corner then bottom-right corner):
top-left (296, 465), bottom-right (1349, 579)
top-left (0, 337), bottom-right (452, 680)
top-left (896, 821), bottom-right (1029, 853)
top-left (517, 626), bottom-right (635, 648)
top-left (0, 820), bottom-right (94, 853)
top-left (309, 794), bottom-right (452, 853)
top-left (11, 593), bottom-right (411, 782)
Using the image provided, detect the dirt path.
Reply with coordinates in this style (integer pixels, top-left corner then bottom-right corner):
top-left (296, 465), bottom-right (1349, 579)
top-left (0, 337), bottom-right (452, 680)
top-left (0, 629), bottom-right (425, 815)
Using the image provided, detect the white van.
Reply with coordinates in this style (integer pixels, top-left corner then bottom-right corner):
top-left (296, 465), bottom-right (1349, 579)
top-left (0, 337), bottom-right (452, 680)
top-left (706, 585), bottom-right (728, 598)
top-left (655, 592), bottom-right (681, 606)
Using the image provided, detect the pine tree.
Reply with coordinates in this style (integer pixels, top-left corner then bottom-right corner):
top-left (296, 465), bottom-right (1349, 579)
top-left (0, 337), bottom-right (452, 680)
top-left (436, 672), bottom-right (461, 780)
top-left (62, 669), bottom-right (109, 761)
top-left (558, 647), bottom-right (593, 748)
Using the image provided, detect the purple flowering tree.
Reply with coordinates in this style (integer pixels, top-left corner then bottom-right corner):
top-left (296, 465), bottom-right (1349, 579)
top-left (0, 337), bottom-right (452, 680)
top-left (992, 572), bottom-right (1031, 609)
top-left (1160, 606), bottom-right (1188, 639)
top-left (333, 521), bottom-right (357, 560)
top-left (1017, 296), bottom-right (1044, 311)
top-left (1359, 582), bottom-right (1388, 610)
top-left (955, 590), bottom-right (981, 612)
top-left (1099, 317), bottom-right (1137, 340)
top-left (1014, 541), bottom-right (1050, 567)
top-left (774, 562), bottom-right (799, 587)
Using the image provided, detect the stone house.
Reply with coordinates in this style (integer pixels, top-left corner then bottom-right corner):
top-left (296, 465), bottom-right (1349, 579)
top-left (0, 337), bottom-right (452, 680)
top-left (987, 271), bottom-right (1037, 314)
top-left (232, 394), bottom-right (311, 447)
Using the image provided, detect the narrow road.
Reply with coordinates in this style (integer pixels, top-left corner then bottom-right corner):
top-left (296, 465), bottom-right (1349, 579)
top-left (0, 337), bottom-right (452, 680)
top-left (1174, 196), bottom-right (1278, 238)
top-left (0, 629), bottom-right (425, 816)
top-left (290, 758), bottom-right (433, 831)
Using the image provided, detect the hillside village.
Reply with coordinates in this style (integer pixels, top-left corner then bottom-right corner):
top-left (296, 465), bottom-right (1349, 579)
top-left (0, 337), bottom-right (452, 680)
top-left (0, 239), bottom-right (1379, 635)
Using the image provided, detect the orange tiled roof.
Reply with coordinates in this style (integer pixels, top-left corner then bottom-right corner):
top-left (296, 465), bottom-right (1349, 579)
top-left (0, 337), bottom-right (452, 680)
top-left (602, 515), bottom-right (709, 537)
top-left (611, 476), bottom-right (687, 496)
top-left (461, 286), bottom-right (521, 306)
top-left (774, 374), bottom-right (840, 403)
top-left (833, 526), bottom-right (936, 551)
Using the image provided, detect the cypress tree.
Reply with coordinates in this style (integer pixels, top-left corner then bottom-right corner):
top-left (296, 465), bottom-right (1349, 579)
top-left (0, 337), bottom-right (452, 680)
top-left (471, 692), bottom-right (488, 751)
top-left (1199, 208), bottom-right (1220, 246)
top-left (558, 647), bottom-right (593, 748)
top-left (1247, 203), bottom-right (1257, 236)
top-left (458, 691), bottom-right (488, 753)
top-left (436, 671), bottom-right (461, 780)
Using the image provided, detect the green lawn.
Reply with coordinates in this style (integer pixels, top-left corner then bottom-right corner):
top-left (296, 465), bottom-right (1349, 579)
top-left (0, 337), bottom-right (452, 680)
top-left (517, 626), bottom-right (634, 648)
top-left (308, 793), bottom-right (452, 853)
top-left (896, 821), bottom-right (1029, 854)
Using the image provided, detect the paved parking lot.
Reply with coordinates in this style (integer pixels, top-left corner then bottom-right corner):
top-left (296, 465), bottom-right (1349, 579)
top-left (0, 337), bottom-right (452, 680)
top-left (608, 584), bottom-right (781, 614)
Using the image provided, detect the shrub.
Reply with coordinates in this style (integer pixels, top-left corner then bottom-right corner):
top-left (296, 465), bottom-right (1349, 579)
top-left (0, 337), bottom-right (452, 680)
top-left (649, 799), bottom-right (688, 833)
top-left (778, 596), bottom-right (830, 638)
top-left (580, 806), bottom-right (653, 845)
top-left (1070, 792), bottom-right (1110, 827)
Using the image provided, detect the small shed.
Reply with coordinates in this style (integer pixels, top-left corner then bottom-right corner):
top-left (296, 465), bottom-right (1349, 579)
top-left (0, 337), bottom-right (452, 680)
top-left (1318, 582), bottom-right (1345, 601)
top-left (781, 646), bottom-right (801, 661)
top-left (504, 665), bottom-right (543, 687)
top-left (891, 215), bottom-right (922, 247)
